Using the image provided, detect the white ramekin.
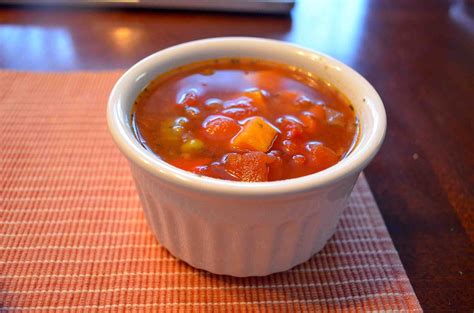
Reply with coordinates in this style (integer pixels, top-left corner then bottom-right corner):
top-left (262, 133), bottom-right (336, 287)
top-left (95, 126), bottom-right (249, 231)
top-left (107, 37), bottom-right (386, 277)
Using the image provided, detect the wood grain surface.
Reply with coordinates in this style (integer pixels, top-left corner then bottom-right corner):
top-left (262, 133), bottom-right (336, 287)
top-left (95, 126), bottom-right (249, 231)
top-left (0, 0), bottom-right (472, 311)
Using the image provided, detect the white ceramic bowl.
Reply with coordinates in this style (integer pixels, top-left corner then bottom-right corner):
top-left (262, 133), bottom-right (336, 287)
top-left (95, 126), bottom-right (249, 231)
top-left (107, 37), bottom-right (386, 277)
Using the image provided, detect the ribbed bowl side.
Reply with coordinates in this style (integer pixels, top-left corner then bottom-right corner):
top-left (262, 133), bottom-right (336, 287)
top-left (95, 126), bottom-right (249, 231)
top-left (130, 162), bottom-right (354, 277)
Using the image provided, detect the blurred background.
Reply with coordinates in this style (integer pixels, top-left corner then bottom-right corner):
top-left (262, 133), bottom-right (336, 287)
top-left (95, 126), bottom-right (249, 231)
top-left (0, 0), bottom-right (470, 71)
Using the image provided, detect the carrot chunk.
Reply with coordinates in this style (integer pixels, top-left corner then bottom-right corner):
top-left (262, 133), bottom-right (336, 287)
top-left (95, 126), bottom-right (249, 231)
top-left (231, 117), bottom-right (279, 152)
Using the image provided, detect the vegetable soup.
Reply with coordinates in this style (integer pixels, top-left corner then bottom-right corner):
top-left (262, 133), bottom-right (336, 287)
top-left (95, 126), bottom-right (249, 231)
top-left (132, 58), bottom-right (358, 182)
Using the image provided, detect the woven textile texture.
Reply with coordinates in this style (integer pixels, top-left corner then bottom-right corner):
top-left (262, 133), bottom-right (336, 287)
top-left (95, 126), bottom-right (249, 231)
top-left (0, 72), bottom-right (422, 312)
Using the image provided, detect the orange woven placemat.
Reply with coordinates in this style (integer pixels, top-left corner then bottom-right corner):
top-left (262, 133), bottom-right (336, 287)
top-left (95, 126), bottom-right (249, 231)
top-left (0, 71), bottom-right (421, 312)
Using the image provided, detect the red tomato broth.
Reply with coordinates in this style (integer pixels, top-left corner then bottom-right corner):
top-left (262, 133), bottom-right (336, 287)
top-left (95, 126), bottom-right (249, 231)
top-left (132, 58), bottom-right (358, 182)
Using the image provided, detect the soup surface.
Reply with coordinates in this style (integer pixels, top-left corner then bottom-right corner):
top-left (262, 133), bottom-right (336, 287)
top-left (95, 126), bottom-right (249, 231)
top-left (132, 58), bottom-right (358, 182)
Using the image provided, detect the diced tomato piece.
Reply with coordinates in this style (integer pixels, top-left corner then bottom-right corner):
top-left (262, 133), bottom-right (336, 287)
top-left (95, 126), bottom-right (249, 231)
top-left (191, 163), bottom-right (238, 181)
top-left (220, 108), bottom-right (251, 119)
top-left (309, 105), bottom-right (326, 121)
top-left (275, 115), bottom-right (305, 139)
top-left (291, 154), bottom-right (306, 166)
top-left (223, 152), bottom-right (270, 182)
top-left (184, 106), bottom-right (201, 119)
top-left (298, 106), bottom-right (326, 135)
top-left (323, 107), bottom-right (345, 126)
top-left (201, 115), bottom-right (241, 141)
top-left (221, 97), bottom-right (258, 119)
top-left (169, 157), bottom-right (212, 172)
top-left (266, 150), bottom-right (282, 162)
top-left (294, 95), bottom-right (317, 109)
top-left (192, 165), bottom-right (210, 175)
top-left (223, 97), bottom-right (257, 111)
top-left (207, 162), bottom-right (240, 181)
top-left (204, 98), bottom-right (224, 112)
top-left (266, 150), bottom-right (284, 181)
top-left (299, 110), bottom-right (327, 134)
top-left (177, 88), bottom-right (200, 107)
top-left (286, 154), bottom-right (308, 178)
top-left (299, 112), bottom-right (317, 133)
top-left (305, 142), bottom-right (339, 170)
top-left (280, 139), bottom-right (299, 155)
top-left (287, 126), bottom-right (304, 139)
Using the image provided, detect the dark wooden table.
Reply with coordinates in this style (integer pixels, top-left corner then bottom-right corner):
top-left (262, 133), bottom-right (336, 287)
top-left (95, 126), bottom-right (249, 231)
top-left (1, 0), bottom-right (472, 311)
